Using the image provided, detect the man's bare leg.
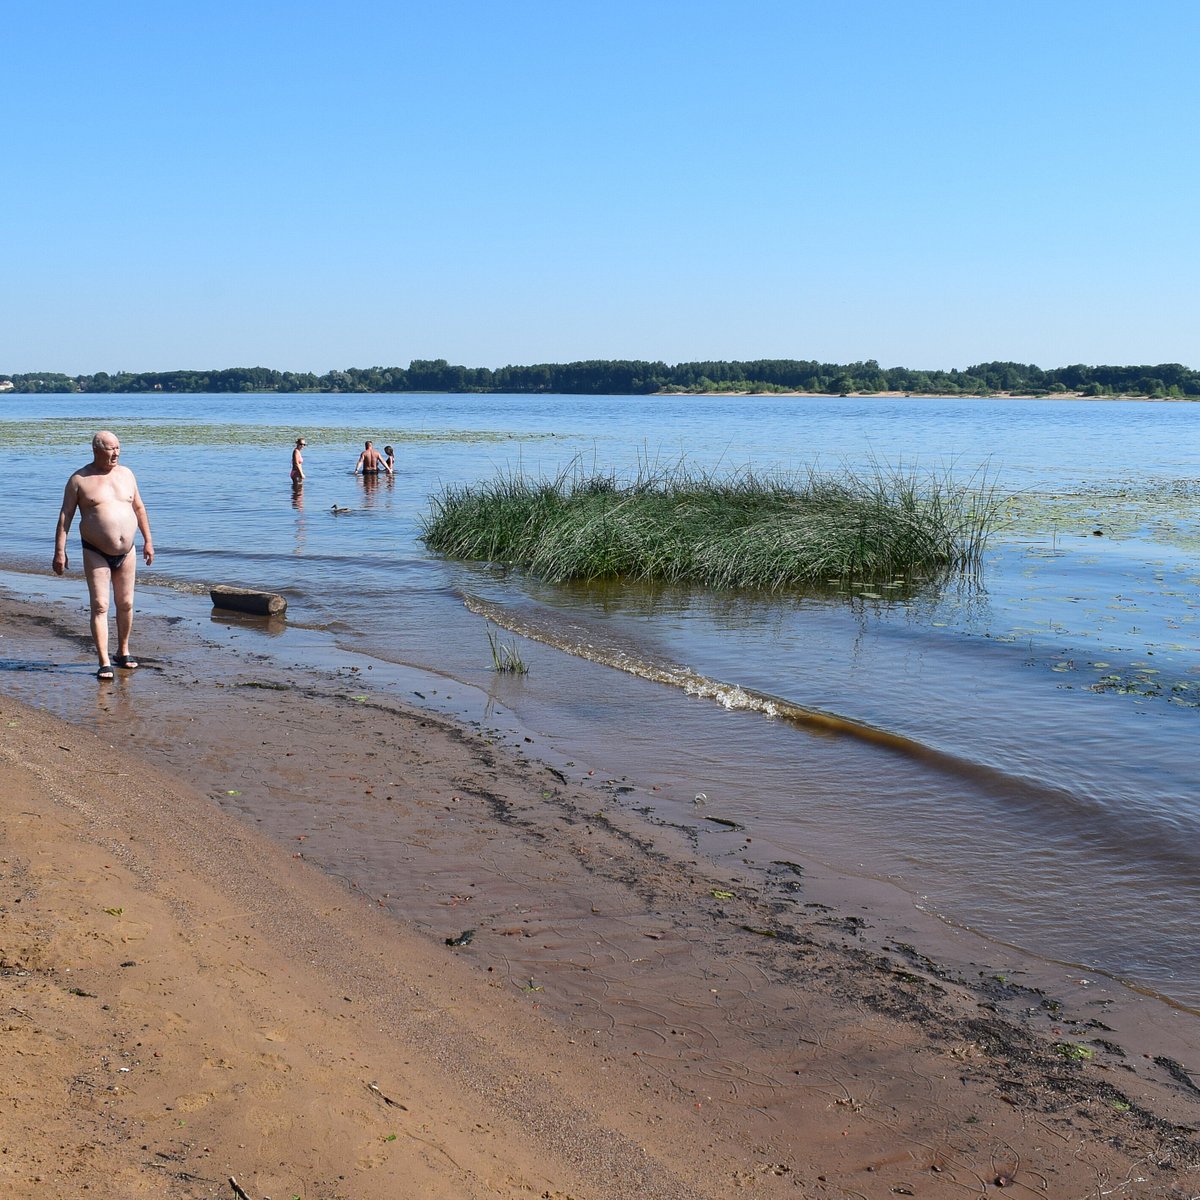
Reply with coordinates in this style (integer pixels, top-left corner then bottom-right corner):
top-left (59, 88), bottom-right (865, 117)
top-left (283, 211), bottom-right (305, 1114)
top-left (82, 552), bottom-right (112, 670)
top-left (111, 553), bottom-right (137, 662)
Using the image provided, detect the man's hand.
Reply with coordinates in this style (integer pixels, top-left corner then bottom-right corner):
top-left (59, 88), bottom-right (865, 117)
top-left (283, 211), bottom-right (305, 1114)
top-left (143, 542), bottom-right (154, 566)
top-left (52, 549), bottom-right (67, 576)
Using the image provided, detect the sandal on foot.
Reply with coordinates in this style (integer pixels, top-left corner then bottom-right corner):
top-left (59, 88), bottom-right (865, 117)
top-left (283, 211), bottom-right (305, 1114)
top-left (96, 664), bottom-right (115, 681)
top-left (114, 654), bottom-right (139, 670)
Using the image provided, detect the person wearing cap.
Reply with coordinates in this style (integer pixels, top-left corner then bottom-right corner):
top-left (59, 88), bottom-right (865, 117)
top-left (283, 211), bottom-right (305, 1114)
top-left (291, 437), bottom-right (307, 484)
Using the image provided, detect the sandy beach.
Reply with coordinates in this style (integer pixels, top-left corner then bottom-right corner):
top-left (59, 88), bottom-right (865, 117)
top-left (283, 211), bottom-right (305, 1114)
top-left (2, 587), bottom-right (1199, 1199)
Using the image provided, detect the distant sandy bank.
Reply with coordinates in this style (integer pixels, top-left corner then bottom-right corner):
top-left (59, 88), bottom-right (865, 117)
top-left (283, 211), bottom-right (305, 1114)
top-left (654, 389), bottom-right (1197, 401)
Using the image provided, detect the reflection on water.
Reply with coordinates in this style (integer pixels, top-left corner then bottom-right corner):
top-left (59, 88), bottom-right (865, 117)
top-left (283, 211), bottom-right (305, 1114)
top-left (91, 671), bottom-right (141, 725)
top-left (208, 612), bottom-right (289, 638)
top-left (357, 471), bottom-right (383, 502)
top-left (291, 482), bottom-right (306, 554)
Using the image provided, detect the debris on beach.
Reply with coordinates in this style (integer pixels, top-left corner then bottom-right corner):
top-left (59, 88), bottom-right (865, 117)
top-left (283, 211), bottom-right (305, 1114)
top-left (210, 584), bottom-right (287, 616)
top-left (1054, 1041), bottom-right (1094, 1061)
top-left (703, 815), bottom-right (745, 831)
top-left (367, 1080), bottom-right (408, 1110)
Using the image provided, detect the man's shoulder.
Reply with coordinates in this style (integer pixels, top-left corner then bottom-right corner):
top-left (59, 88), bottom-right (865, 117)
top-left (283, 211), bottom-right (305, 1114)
top-left (75, 463), bottom-right (136, 485)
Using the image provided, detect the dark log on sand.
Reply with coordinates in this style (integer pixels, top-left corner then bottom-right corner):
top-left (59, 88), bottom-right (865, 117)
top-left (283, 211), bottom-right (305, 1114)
top-left (210, 585), bottom-right (287, 617)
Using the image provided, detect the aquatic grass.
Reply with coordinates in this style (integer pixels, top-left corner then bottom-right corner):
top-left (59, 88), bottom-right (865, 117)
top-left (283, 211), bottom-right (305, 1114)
top-left (485, 623), bottom-right (529, 673)
top-left (422, 461), bottom-right (1003, 589)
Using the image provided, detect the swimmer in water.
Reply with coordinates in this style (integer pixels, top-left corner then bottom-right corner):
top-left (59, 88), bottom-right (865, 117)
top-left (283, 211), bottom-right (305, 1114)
top-left (353, 440), bottom-right (392, 475)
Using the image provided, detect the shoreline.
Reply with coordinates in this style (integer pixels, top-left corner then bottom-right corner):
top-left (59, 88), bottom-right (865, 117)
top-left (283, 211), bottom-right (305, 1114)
top-left (654, 390), bottom-right (1198, 401)
top-left (3, 584), bottom-right (1200, 1195)
top-left (8, 565), bottom-right (1197, 1022)
top-left (4, 387), bottom-right (1196, 402)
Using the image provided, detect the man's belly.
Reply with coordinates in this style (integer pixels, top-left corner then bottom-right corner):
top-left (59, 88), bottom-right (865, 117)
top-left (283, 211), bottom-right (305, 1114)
top-left (79, 508), bottom-right (136, 554)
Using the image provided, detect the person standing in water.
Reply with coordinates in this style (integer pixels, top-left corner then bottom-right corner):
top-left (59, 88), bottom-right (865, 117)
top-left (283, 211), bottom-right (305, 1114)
top-left (353, 440), bottom-right (391, 475)
top-left (52, 431), bottom-right (155, 681)
top-left (383, 444), bottom-right (395, 472)
top-left (291, 436), bottom-right (307, 483)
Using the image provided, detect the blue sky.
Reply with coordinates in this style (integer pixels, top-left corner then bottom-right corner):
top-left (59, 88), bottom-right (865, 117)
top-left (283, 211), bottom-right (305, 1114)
top-left (5, 1), bottom-right (1198, 374)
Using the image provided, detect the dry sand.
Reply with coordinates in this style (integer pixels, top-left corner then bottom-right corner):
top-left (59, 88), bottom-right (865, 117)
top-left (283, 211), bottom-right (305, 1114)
top-left (2, 589), bottom-right (1199, 1199)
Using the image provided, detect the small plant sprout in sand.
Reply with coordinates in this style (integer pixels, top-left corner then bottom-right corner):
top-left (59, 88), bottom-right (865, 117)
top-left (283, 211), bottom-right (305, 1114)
top-left (486, 623), bottom-right (529, 674)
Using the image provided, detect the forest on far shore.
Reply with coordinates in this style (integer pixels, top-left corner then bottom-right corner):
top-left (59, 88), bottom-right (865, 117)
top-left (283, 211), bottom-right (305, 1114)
top-left (3, 358), bottom-right (1198, 398)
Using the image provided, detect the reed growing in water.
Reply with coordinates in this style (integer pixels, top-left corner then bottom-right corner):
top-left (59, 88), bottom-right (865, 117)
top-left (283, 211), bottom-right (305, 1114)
top-left (485, 623), bottom-right (529, 674)
top-left (421, 463), bottom-right (1000, 589)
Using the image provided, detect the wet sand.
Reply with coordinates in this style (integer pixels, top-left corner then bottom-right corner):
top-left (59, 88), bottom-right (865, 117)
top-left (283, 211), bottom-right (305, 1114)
top-left (2, 586), bottom-right (1199, 1198)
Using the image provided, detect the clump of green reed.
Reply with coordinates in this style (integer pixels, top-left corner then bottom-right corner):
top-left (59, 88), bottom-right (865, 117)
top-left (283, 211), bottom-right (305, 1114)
top-left (421, 461), bottom-right (1002, 589)
top-left (486, 623), bottom-right (529, 674)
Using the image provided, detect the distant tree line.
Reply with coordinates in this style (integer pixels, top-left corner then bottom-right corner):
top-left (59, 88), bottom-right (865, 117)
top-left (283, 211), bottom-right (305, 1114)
top-left (3, 359), bottom-right (1199, 398)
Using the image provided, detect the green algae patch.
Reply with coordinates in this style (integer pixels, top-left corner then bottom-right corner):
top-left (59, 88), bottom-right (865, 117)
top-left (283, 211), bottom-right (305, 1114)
top-left (1001, 478), bottom-right (1200, 555)
top-left (0, 417), bottom-right (556, 451)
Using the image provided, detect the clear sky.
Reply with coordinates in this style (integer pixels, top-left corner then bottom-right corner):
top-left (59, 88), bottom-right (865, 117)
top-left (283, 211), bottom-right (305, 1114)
top-left (5, 1), bottom-right (1198, 375)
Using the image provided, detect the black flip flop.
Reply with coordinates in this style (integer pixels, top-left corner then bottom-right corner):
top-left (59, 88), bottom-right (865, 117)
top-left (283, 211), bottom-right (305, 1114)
top-left (113, 654), bottom-right (139, 670)
top-left (96, 664), bottom-right (115, 681)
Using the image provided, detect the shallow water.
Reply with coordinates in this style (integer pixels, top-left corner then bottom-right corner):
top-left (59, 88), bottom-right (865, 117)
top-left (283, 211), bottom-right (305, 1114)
top-left (2, 392), bottom-right (1198, 1006)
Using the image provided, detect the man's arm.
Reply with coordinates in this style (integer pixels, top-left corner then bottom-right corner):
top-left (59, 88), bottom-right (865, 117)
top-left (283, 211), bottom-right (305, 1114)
top-left (353, 452), bottom-right (365, 475)
top-left (132, 479), bottom-right (154, 566)
top-left (53, 476), bottom-right (79, 575)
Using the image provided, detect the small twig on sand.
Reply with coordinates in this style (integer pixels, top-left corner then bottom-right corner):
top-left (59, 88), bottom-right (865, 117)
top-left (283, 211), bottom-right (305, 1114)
top-left (1034, 1116), bottom-right (1073, 1142)
top-left (229, 1177), bottom-right (254, 1200)
top-left (368, 1080), bottom-right (409, 1110)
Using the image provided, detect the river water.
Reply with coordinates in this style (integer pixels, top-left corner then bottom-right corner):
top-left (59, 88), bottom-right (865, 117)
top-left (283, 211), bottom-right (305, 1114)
top-left (2, 392), bottom-right (1198, 1007)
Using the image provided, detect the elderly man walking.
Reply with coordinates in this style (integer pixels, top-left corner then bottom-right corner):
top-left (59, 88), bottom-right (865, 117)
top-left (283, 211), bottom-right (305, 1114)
top-left (53, 431), bottom-right (155, 680)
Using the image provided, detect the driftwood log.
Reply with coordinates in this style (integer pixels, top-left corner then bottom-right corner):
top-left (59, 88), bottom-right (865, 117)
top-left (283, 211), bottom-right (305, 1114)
top-left (210, 585), bottom-right (287, 617)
